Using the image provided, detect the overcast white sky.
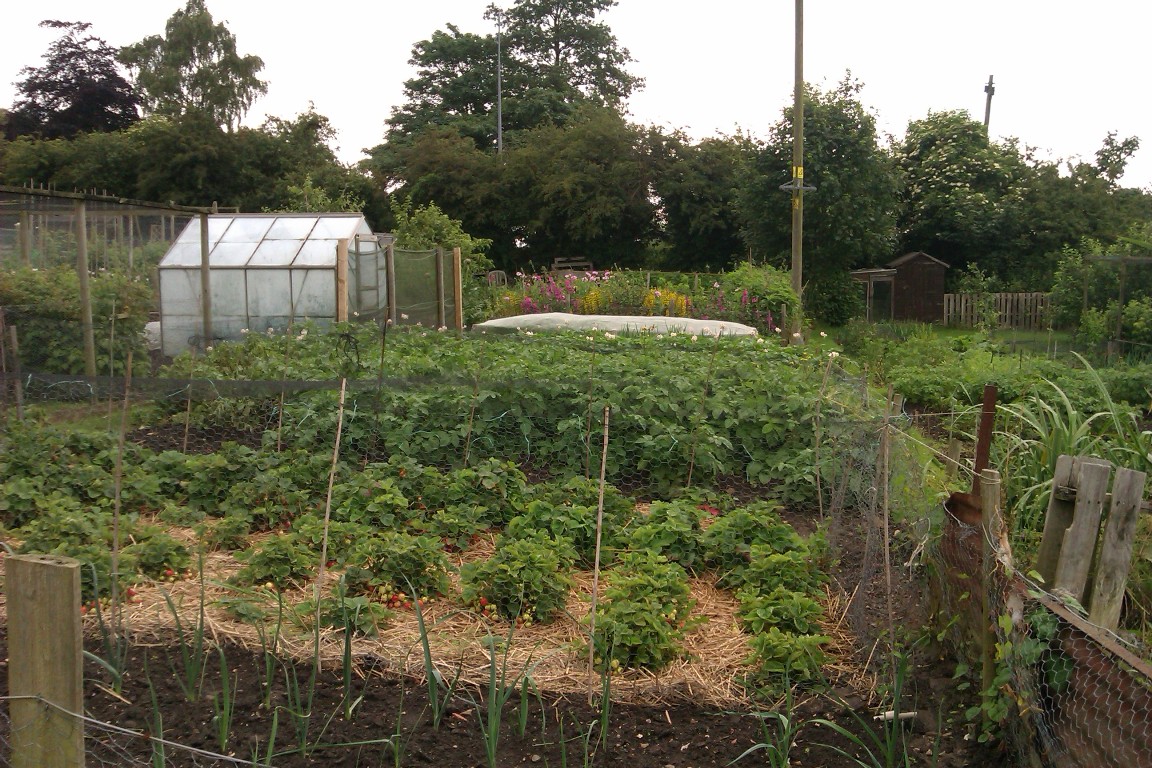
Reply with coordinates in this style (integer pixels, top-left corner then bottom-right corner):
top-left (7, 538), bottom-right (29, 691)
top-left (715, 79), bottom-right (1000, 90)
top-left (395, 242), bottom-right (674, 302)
top-left (2, 1), bottom-right (1150, 189)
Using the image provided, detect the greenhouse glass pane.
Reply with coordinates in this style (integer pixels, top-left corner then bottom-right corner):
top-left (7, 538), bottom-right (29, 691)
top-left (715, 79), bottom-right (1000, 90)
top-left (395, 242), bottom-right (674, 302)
top-left (174, 216), bottom-right (229, 245)
top-left (267, 217), bottom-right (318, 239)
top-left (292, 269), bottom-right (336, 318)
top-left (246, 269), bottom-right (292, 318)
top-left (160, 242), bottom-right (204, 267)
top-left (210, 242), bottom-right (257, 266)
top-left (311, 216), bottom-right (359, 239)
top-left (250, 239), bottom-right (303, 266)
top-left (220, 217), bottom-right (273, 242)
top-left (294, 239), bottom-right (338, 266)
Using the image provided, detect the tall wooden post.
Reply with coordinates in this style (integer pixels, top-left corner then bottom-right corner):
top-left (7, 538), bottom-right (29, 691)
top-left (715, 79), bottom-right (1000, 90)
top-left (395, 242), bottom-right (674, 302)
top-left (199, 212), bottom-right (212, 347)
top-left (18, 211), bottom-right (32, 266)
top-left (336, 238), bottom-right (350, 322)
top-left (385, 241), bottom-right (397, 326)
top-left (452, 247), bottom-right (464, 332)
top-left (979, 469), bottom-right (1001, 723)
top-left (789, 0), bottom-right (805, 329)
top-left (7, 554), bottom-right (85, 768)
top-left (75, 200), bottom-right (97, 376)
top-left (434, 246), bottom-right (446, 329)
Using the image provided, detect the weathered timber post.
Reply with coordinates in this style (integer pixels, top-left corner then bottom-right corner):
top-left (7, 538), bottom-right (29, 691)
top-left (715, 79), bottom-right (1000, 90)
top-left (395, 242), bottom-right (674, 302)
top-left (7, 554), bottom-right (85, 768)
top-left (1088, 467), bottom-right (1147, 630)
top-left (434, 246), bottom-right (446, 330)
top-left (1053, 460), bottom-right (1113, 602)
top-left (452, 247), bottom-right (464, 332)
top-left (1034, 454), bottom-right (1078, 584)
top-left (980, 469), bottom-right (1002, 720)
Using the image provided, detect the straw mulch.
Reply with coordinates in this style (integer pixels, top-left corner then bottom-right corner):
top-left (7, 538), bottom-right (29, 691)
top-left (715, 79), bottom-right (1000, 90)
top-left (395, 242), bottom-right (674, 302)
top-left (0, 526), bottom-right (870, 709)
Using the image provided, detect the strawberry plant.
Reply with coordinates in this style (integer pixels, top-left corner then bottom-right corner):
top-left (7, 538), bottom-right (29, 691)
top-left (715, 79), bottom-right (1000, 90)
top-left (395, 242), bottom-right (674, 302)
top-left (701, 501), bottom-right (806, 587)
top-left (122, 527), bottom-right (191, 580)
top-left (504, 498), bottom-right (620, 568)
top-left (345, 531), bottom-right (452, 599)
top-left (627, 500), bottom-right (705, 573)
top-left (589, 550), bottom-right (703, 671)
top-left (418, 503), bottom-right (489, 551)
top-left (460, 532), bottom-right (574, 624)
top-left (745, 627), bottom-right (829, 684)
top-left (232, 532), bottom-right (314, 588)
top-left (737, 586), bottom-right (825, 636)
top-left (197, 515), bottom-right (251, 551)
top-left (295, 584), bottom-right (391, 637)
top-left (739, 546), bottom-right (828, 596)
top-left (289, 516), bottom-right (368, 567)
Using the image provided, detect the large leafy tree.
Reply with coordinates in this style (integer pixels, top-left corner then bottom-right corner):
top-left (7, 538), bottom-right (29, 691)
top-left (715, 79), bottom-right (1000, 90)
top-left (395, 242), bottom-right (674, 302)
top-left (648, 130), bottom-right (753, 271)
top-left (377, 0), bottom-right (640, 155)
top-left (8, 21), bottom-right (140, 140)
top-left (894, 110), bottom-right (1029, 276)
top-left (501, 0), bottom-right (642, 107)
top-left (500, 104), bottom-right (655, 268)
top-left (119, 0), bottom-right (266, 131)
top-left (737, 77), bottom-right (899, 323)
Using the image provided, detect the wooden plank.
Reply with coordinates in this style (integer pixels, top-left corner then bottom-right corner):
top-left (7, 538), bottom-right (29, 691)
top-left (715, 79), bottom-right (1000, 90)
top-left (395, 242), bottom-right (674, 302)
top-left (1035, 454), bottom-right (1077, 584)
top-left (1054, 460), bottom-right (1113, 602)
top-left (1088, 468), bottom-right (1148, 630)
top-left (7, 554), bottom-right (85, 768)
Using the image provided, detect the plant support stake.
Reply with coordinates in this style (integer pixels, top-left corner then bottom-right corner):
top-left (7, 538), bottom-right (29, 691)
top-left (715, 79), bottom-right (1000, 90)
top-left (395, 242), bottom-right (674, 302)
top-left (587, 405), bottom-right (611, 705)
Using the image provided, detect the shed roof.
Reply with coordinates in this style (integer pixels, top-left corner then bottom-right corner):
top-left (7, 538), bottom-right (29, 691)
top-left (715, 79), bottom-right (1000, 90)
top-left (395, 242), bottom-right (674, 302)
top-left (887, 251), bottom-right (949, 268)
top-left (158, 213), bottom-right (372, 269)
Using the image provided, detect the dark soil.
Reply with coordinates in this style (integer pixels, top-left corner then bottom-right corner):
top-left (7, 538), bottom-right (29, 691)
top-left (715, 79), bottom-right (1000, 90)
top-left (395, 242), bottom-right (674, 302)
top-left (0, 423), bottom-right (1017, 766)
top-left (0, 629), bottom-right (1009, 768)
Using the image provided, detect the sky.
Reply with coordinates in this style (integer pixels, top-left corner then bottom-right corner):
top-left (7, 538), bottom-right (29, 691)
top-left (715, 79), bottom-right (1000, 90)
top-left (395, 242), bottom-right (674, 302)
top-left (2, 0), bottom-right (1150, 189)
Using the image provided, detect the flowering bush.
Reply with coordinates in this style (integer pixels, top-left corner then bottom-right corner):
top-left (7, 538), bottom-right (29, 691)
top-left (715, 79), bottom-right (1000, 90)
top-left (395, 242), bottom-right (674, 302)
top-left (487, 264), bottom-right (797, 334)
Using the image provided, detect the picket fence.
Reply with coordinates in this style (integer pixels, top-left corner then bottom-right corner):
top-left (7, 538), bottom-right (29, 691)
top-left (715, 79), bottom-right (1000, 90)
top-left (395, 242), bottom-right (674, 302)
top-left (943, 292), bottom-right (1049, 330)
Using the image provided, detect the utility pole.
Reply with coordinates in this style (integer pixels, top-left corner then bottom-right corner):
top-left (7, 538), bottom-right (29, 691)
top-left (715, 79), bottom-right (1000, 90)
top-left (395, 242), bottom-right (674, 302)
top-left (983, 75), bottom-right (995, 130)
top-left (486, 5), bottom-right (506, 155)
top-left (779, 0), bottom-right (814, 335)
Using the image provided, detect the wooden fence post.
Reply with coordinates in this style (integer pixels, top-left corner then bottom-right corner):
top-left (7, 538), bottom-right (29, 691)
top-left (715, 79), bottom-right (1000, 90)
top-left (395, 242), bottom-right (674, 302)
top-left (7, 554), bottom-right (85, 768)
top-left (1088, 467), bottom-right (1148, 630)
top-left (1034, 454), bottom-right (1079, 585)
top-left (980, 468), bottom-right (1002, 720)
top-left (1053, 460), bottom-right (1113, 602)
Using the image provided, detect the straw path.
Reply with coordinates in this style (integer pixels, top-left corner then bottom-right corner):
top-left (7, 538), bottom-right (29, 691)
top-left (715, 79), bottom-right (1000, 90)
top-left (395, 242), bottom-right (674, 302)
top-left (0, 525), bottom-right (870, 709)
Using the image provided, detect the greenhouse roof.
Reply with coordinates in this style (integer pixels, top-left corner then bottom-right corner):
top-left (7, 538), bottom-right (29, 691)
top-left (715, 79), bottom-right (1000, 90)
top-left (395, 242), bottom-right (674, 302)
top-left (159, 213), bottom-right (372, 269)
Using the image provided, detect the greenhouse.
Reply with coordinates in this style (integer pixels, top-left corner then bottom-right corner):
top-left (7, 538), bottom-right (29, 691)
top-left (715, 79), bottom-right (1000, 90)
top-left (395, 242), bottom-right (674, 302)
top-left (157, 213), bottom-right (388, 356)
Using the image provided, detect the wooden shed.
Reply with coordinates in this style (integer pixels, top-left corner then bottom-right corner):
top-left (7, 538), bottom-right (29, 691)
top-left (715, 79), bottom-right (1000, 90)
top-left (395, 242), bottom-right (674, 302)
top-left (888, 251), bottom-right (948, 323)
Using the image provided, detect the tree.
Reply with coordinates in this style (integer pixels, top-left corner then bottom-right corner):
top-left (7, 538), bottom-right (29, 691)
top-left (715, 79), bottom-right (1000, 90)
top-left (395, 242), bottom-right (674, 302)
top-left (387, 25), bottom-right (503, 149)
top-left (500, 0), bottom-right (642, 106)
top-left (895, 110), bottom-right (1029, 276)
top-left (8, 21), bottom-right (139, 140)
top-left (648, 130), bottom-right (753, 271)
top-left (500, 104), bottom-right (655, 268)
top-left (119, 0), bottom-right (266, 131)
top-left (380, 0), bottom-right (641, 151)
top-left (737, 76), bottom-right (899, 323)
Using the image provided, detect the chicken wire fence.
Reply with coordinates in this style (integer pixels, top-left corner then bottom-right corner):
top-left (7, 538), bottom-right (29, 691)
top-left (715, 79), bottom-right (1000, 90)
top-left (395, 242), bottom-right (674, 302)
top-left (931, 495), bottom-right (1152, 768)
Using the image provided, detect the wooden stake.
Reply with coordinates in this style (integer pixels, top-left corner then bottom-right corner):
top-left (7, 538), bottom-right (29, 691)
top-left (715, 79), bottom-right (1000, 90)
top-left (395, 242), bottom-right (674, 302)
top-left (452, 246), bottom-right (464, 332)
top-left (8, 554), bottom-right (85, 768)
top-left (587, 406), bottom-right (611, 705)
